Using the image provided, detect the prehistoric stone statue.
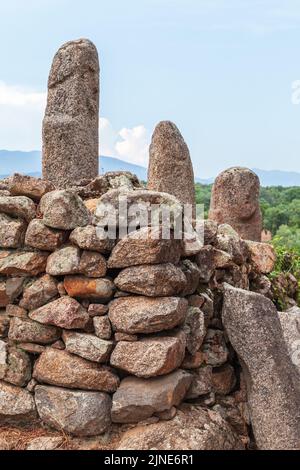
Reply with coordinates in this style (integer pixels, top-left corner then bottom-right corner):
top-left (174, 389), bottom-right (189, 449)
top-left (42, 38), bottom-right (99, 188)
top-left (209, 167), bottom-right (262, 241)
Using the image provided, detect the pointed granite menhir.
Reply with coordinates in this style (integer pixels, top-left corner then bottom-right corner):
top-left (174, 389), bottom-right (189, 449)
top-left (42, 38), bottom-right (100, 188)
top-left (209, 167), bottom-right (262, 241)
top-left (147, 121), bottom-right (196, 209)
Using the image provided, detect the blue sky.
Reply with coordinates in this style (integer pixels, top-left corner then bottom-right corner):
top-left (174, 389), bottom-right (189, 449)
top-left (1, 0), bottom-right (300, 177)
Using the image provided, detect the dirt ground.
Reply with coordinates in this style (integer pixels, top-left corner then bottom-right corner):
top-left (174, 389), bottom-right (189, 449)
top-left (0, 421), bottom-right (124, 450)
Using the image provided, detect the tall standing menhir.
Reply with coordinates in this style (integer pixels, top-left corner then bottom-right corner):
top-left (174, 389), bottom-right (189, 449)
top-left (42, 38), bottom-right (100, 188)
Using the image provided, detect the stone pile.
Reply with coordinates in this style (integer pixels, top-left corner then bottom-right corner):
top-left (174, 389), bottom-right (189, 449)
top-left (0, 172), bottom-right (284, 449)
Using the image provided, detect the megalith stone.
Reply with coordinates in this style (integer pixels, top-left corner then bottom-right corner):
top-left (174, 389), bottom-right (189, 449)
top-left (222, 283), bottom-right (300, 450)
top-left (147, 121), bottom-right (196, 210)
top-left (42, 39), bottom-right (100, 188)
top-left (209, 167), bottom-right (262, 241)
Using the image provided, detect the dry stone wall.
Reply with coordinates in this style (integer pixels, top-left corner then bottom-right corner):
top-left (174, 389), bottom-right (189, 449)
top-left (0, 172), bottom-right (283, 449)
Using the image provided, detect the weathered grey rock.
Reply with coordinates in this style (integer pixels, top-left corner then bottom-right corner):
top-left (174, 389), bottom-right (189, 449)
top-left (0, 251), bottom-right (48, 276)
top-left (114, 263), bottom-right (187, 297)
top-left (147, 121), bottom-right (196, 210)
top-left (35, 385), bottom-right (111, 436)
top-left (222, 284), bottom-right (300, 450)
top-left (204, 219), bottom-right (218, 245)
top-left (0, 195), bottom-right (36, 222)
top-left (93, 316), bottom-right (112, 339)
top-left (63, 331), bottom-right (113, 363)
top-left (6, 304), bottom-right (27, 318)
top-left (29, 296), bottom-right (89, 330)
top-left (93, 189), bottom-right (183, 228)
top-left (8, 317), bottom-right (61, 344)
top-left (110, 331), bottom-right (186, 378)
top-left (20, 274), bottom-right (58, 310)
top-left (0, 381), bottom-right (37, 425)
top-left (42, 39), bottom-right (99, 188)
top-left (64, 275), bottom-right (115, 300)
top-left (46, 246), bottom-right (81, 276)
top-left (184, 307), bottom-right (206, 355)
top-left (108, 296), bottom-right (188, 334)
top-left (209, 167), bottom-right (262, 241)
top-left (3, 346), bottom-right (31, 387)
top-left (33, 348), bottom-right (119, 392)
top-left (79, 251), bottom-right (107, 278)
top-left (108, 227), bottom-right (182, 268)
top-left (180, 259), bottom-right (201, 295)
top-left (186, 366), bottom-right (213, 399)
top-left (88, 304), bottom-right (108, 317)
top-left (40, 190), bottom-right (90, 230)
top-left (214, 224), bottom-right (247, 265)
top-left (25, 219), bottom-right (66, 251)
top-left (118, 404), bottom-right (243, 450)
top-left (0, 213), bottom-right (27, 248)
top-left (69, 225), bottom-right (115, 253)
top-left (182, 234), bottom-right (203, 258)
top-left (0, 277), bottom-right (24, 307)
top-left (9, 174), bottom-right (55, 201)
top-left (195, 246), bottom-right (233, 283)
top-left (112, 370), bottom-right (192, 423)
top-left (278, 309), bottom-right (300, 376)
top-left (201, 329), bottom-right (229, 367)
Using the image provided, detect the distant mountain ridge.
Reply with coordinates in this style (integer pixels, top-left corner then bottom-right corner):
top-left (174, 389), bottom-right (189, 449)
top-left (1, 150), bottom-right (300, 187)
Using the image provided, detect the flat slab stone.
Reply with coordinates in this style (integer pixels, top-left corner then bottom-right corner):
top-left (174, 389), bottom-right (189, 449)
top-left (109, 296), bottom-right (188, 334)
top-left (29, 296), bottom-right (89, 330)
top-left (222, 283), bottom-right (300, 450)
top-left (0, 251), bottom-right (48, 276)
top-left (9, 174), bottom-right (55, 202)
top-left (69, 225), bottom-right (115, 253)
top-left (107, 227), bottom-right (182, 268)
top-left (114, 263), bottom-right (187, 297)
top-left (110, 332), bottom-right (186, 378)
top-left (112, 369), bottom-right (192, 423)
top-left (35, 385), bottom-right (111, 436)
top-left (8, 317), bottom-right (61, 344)
top-left (25, 219), bottom-right (66, 251)
top-left (33, 348), bottom-right (119, 392)
top-left (63, 331), bottom-right (113, 363)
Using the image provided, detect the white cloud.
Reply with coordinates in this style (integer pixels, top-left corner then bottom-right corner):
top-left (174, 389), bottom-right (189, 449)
top-left (115, 125), bottom-right (149, 166)
top-left (100, 118), bottom-right (150, 167)
top-left (0, 81), bottom-right (46, 151)
top-left (0, 81), bottom-right (46, 107)
top-left (0, 81), bottom-right (150, 166)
